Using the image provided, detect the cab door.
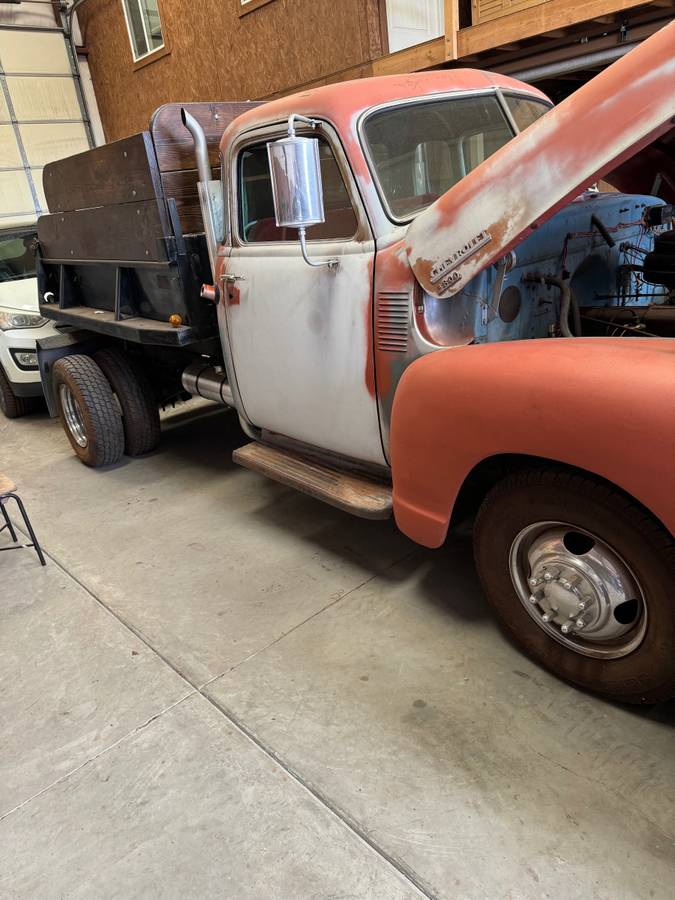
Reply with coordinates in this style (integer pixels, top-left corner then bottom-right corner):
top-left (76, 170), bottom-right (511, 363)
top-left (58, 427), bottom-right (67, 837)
top-left (222, 124), bottom-right (385, 467)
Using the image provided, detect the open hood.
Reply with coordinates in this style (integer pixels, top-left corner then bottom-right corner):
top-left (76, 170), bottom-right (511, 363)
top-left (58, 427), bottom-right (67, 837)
top-left (406, 21), bottom-right (675, 299)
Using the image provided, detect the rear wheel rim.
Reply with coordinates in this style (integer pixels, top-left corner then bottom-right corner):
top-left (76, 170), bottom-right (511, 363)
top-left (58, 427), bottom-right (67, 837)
top-left (509, 520), bottom-right (647, 659)
top-left (59, 383), bottom-right (88, 448)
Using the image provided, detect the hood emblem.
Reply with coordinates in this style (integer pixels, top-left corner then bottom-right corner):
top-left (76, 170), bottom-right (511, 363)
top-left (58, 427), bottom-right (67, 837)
top-left (429, 230), bottom-right (493, 287)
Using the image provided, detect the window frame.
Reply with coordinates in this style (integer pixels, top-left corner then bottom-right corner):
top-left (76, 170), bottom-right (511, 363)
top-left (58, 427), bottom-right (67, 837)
top-left (121, 0), bottom-right (167, 65)
top-left (238, 0), bottom-right (277, 17)
top-left (230, 121), bottom-right (367, 248)
top-left (358, 88), bottom-right (552, 226)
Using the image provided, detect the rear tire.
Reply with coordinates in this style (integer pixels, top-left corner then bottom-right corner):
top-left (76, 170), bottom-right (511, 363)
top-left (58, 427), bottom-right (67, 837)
top-left (0, 364), bottom-right (33, 418)
top-left (94, 348), bottom-right (160, 456)
top-left (474, 468), bottom-right (675, 704)
top-left (53, 354), bottom-right (124, 467)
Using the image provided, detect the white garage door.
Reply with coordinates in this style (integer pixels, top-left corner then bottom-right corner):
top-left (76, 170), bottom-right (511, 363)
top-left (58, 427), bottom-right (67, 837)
top-left (0, 6), bottom-right (94, 228)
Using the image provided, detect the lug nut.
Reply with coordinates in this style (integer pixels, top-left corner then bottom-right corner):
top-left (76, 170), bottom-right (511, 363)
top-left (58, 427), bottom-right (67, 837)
top-left (542, 613), bottom-right (551, 622)
top-left (575, 619), bottom-right (585, 629)
top-left (578, 600), bottom-right (586, 610)
top-left (561, 623), bottom-right (573, 634)
top-left (529, 577), bottom-right (539, 587)
top-left (529, 594), bottom-right (539, 604)
top-left (544, 573), bottom-right (553, 583)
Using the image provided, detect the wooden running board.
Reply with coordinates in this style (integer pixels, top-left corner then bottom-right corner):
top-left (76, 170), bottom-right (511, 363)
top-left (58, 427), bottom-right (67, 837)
top-left (232, 442), bottom-right (392, 520)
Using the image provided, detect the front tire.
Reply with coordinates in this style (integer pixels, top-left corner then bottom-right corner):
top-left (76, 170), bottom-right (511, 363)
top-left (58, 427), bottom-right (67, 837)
top-left (0, 364), bottom-right (33, 418)
top-left (474, 468), bottom-right (675, 704)
top-left (53, 355), bottom-right (124, 467)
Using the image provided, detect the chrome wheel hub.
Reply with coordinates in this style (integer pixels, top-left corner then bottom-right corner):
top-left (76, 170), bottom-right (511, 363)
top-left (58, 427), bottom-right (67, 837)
top-left (59, 383), bottom-right (88, 448)
top-left (509, 522), bottom-right (647, 658)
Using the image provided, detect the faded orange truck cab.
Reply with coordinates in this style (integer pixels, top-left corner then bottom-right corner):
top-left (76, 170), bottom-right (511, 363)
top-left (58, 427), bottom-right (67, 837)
top-left (37, 23), bottom-right (675, 704)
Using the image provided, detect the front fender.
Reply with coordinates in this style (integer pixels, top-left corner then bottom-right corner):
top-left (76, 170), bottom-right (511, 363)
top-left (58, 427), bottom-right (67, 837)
top-left (390, 338), bottom-right (675, 547)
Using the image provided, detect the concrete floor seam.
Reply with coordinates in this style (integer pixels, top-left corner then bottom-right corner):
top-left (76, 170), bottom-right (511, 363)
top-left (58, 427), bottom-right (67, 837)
top-left (0, 692), bottom-right (196, 823)
top-left (8, 524), bottom-right (438, 899)
top-left (198, 690), bottom-right (439, 900)
top-left (197, 547), bottom-right (423, 692)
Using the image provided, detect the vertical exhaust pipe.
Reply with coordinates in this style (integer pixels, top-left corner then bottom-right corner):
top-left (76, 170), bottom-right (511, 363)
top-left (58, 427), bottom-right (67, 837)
top-left (181, 108), bottom-right (211, 187)
top-left (181, 107), bottom-right (223, 282)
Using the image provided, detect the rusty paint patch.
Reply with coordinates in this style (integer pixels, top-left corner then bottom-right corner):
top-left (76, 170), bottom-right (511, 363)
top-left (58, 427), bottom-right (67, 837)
top-left (227, 283), bottom-right (241, 307)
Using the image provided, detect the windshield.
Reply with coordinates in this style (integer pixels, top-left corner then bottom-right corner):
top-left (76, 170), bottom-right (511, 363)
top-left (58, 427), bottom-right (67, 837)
top-left (362, 94), bottom-right (548, 221)
top-left (0, 230), bottom-right (37, 283)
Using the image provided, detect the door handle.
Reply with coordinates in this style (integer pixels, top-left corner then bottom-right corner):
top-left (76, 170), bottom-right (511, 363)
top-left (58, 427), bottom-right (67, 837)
top-left (221, 273), bottom-right (246, 283)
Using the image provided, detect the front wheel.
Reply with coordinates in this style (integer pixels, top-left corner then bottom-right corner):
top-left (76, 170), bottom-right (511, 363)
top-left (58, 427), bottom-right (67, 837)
top-left (474, 468), bottom-right (675, 704)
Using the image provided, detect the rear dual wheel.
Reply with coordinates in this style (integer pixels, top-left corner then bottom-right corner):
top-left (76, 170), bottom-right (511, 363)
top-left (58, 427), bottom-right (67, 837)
top-left (474, 469), bottom-right (675, 704)
top-left (53, 350), bottom-right (159, 467)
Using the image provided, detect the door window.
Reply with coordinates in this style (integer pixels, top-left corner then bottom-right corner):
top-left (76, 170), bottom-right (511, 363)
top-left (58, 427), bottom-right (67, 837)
top-left (239, 138), bottom-right (357, 243)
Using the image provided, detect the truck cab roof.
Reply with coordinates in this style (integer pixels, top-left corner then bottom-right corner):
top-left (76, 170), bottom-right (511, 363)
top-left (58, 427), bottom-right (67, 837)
top-left (221, 69), bottom-right (550, 147)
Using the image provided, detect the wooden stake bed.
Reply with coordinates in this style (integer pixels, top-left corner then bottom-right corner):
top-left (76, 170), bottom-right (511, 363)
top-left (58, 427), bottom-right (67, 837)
top-left (232, 443), bottom-right (392, 520)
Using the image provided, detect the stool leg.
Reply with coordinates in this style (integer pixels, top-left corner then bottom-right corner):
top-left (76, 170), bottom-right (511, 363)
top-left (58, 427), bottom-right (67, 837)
top-left (1, 500), bottom-right (18, 543)
top-left (8, 493), bottom-right (46, 566)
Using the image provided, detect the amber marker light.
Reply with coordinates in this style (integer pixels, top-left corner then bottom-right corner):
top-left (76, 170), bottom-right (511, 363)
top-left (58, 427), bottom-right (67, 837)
top-left (169, 314), bottom-right (183, 328)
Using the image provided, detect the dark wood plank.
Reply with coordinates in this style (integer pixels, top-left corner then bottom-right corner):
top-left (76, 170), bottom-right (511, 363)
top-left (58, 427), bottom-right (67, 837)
top-left (151, 101), bottom-right (262, 173)
top-left (38, 200), bottom-right (171, 263)
top-left (43, 133), bottom-right (163, 213)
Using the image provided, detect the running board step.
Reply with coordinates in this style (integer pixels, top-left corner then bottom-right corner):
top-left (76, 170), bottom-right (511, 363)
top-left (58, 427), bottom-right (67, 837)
top-left (232, 443), bottom-right (392, 520)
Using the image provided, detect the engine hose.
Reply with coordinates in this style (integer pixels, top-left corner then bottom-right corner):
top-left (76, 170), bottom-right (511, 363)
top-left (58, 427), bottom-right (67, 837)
top-left (523, 274), bottom-right (577, 337)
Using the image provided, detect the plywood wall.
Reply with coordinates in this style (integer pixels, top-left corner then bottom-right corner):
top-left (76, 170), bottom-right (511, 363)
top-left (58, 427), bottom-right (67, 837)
top-left (78, 0), bottom-right (385, 142)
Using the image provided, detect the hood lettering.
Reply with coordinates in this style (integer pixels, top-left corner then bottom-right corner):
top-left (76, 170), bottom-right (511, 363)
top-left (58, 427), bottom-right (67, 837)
top-left (429, 230), bottom-right (492, 285)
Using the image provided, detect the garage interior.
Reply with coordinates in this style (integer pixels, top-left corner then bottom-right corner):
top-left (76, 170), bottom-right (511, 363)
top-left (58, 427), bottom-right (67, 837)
top-left (1, 1), bottom-right (675, 898)
top-left (3, 404), bottom-right (675, 897)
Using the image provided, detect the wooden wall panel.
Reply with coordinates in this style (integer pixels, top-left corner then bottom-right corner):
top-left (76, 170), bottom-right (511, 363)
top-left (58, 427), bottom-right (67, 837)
top-left (78, 0), bottom-right (382, 143)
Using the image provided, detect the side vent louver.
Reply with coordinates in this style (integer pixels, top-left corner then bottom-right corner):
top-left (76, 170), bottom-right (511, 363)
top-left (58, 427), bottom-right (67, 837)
top-left (376, 292), bottom-right (409, 353)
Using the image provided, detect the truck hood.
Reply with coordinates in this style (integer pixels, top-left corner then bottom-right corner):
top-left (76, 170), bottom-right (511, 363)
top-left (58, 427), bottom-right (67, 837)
top-left (405, 21), bottom-right (675, 299)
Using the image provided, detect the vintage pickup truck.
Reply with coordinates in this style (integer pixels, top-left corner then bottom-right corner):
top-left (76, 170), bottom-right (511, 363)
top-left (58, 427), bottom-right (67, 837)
top-left (36, 23), bottom-right (674, 703)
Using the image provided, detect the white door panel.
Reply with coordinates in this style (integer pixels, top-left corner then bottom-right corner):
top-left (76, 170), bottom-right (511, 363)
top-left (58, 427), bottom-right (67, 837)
top-left (386, 0), bottom-right (444, 52)
top-left (224, 243), bottom-right (385, 466)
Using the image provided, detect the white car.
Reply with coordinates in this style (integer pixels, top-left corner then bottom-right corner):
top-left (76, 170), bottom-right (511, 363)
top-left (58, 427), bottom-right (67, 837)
top-left (0, 228), bottom-right (57, 418)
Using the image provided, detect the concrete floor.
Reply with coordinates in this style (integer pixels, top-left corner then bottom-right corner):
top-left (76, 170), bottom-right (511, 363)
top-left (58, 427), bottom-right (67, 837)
top-left (1, 402), bottom-right (674, 899)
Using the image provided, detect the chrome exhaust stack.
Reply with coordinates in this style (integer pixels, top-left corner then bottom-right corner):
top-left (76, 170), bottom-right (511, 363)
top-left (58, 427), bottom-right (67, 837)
top-left (180, 107), bottom-right (224, 283)
top-left (181, 108), bottom-right (211, 185)
top-left (181, 362), bottom-right (233, 407)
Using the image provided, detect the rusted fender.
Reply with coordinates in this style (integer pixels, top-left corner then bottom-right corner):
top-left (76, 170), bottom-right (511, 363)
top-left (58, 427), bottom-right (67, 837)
top-left (405, 21), bottom-right (675, 299)
top-left (390, 338), bottom-right (675, 548)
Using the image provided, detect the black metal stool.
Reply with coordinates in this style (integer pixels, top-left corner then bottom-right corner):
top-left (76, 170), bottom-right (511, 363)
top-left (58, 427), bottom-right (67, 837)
top-left (0, 475), bottom-right (46, 566)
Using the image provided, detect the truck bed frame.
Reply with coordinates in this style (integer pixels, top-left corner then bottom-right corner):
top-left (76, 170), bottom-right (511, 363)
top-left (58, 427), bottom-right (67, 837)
top-left (37, 102), bottom-right (257, 349)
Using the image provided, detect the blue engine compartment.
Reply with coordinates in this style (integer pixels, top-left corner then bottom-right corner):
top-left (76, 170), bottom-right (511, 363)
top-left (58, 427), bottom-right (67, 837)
top-left (467, 191), bottom-right (671, 343)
